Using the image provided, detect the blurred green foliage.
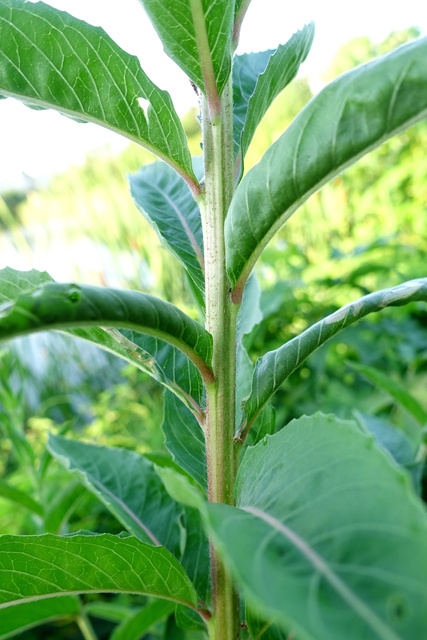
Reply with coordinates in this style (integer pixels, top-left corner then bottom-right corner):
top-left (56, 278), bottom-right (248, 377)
top-left (0, 28), bottom-right (426, 638)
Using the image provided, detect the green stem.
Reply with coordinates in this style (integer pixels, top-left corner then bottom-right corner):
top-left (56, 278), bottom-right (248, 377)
top-left (77, 612), bottom-right (98, 640)
top-left (202, 76), bottom-right (241, 640)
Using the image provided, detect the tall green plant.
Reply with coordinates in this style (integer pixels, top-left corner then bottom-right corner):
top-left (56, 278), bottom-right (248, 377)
top-left (0, 2), bottom-right (427, 639)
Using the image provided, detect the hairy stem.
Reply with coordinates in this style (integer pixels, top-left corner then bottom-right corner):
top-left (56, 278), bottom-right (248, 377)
top-left (202, 76), bottom-right (241, 640)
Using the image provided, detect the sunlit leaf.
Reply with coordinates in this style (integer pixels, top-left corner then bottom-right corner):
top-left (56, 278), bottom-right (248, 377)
top-left (0, 534), bottom-right (198, 610)
top-left (226, 36), bottom-right (427, 294)
top-left (138, 0), bottom-right (233, 107)
top-left (240, 278), bottom-right (427, 438)
top-left (0, 268), bottom-right (206, 416)
top-left (207, 413), bottom-right (427, 639)
top-left (0, 273), bottom-right (213, 382)
top-left (0, 1), bottom-right (199, 191)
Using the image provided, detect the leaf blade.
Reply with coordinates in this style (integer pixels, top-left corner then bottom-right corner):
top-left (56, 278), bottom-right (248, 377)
top-left (207, 413), bottom-right (427, 639)
top-left (129, 160), bottom-right (205, 295)
top-left (226, 36), bottom-right (427, 292)
top-left (138, 0), bottom-right (233, 104)
top-left (241, 278), bottom-right (427, 435)
top-left (233, 24), bottom-right (314, 177)
top-left (0, 597), bottom-right (80, 640)
top-left (0, 534), bottom-right (198, 610)
top-left (0, 277), bottom-right (213, 381)
top-left (0, 0), bottom-right (198, 190)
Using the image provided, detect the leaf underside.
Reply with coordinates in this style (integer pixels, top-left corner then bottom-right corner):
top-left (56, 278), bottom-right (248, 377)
top-left (207, 413), bottom-right (427, 640)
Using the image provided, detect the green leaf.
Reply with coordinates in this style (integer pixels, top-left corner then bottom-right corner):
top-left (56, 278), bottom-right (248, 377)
top-left (0, 278), bottom-right (213, 382)
top-left (0, 533), bottom-right (198, 610)
top-left (138, 0), bottom-right (234, 107)
top-left (233, 24), bottom-right (314, 178)
top-left (0, 597), bottom-right (80, 640)
top-left (349, 362), bottom-right (427, 425)
top-left (240, 278), bottom-right (427, 438)
top-left (206, 413), bottom-right (427, 640)
top-left (0, 479), bottom-right (43, 517)
top-left (226, 36), bottom-right (427, 293)
top-left (129, 159), bottom-right (205, 295)
top-left (48, 436), bottom-right (185, 553)
top-left (109, 600), bottom-right (175, 640)
top-left (0, 1), bottom-right (198, 192)
top-left (155, 465), bottom-right (206, 511)
top-left (0, 268), bottom-right (206, 416)
top-left (162, 391), bottom-right (207, 491)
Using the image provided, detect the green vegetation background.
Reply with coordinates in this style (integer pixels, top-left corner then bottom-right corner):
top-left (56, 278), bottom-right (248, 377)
top-left (0, 29), bottom-right (426, 639)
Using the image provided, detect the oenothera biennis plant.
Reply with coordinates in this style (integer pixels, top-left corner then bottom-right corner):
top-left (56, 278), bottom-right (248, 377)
top-left (0, 2), bottom-right (427, 639)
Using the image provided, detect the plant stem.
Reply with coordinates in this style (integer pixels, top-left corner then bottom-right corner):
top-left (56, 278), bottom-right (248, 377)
top-left (202, 77), bottom-right (241, 640)
top-left (76, 612), bottom-right (98, 640)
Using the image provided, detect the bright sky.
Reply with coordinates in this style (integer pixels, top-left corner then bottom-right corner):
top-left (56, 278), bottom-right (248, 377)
top-left (0, 0), bottom-right (426, 190)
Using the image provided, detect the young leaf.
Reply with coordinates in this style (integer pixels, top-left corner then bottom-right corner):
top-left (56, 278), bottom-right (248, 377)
top-left (48, 435), bottom-right (185, 553)
top-left (129, 159), bottom-right (205, 295)
top-left (0, 0), bottom-right (198, 192)
top-left (239, 278), bottom-right (427, 439)
top-left (0, 267), bottom-right (206, 416)
top-left (349, 362), bottom-right (427, 425)
top-left (109, 600), bottom-right (175, 640)
top-left (0, 280), bottom-right (213, 382)
top-left (0, 597), bottom-right (80, 640)
top-left (0, 534), bottom-right (199, 611)
top-left (226, 36), bottom-right (427, 295)
top-left (162, 391), bottom-right (207, 490)
top-left (137, 0), bottom-right (234, 109)
top-left (207, 413), bottom-right (427, 640)
top-left (233, 24), bottom-right (314, 178)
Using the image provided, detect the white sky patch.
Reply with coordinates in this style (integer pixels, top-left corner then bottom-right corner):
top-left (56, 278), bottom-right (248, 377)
top-left (137, 97), bottom-right (151, 114)
top-left (0, 0), bottom-right (426, 190)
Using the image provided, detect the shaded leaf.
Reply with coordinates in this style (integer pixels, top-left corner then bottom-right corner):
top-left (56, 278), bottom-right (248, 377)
top-left (48, 435), bottom-right (184, 552)
top-left (240, 278), bottom-right (427, 438)
top-left (207, 413), bottom-right (427, 640)
top-left (0, 479), bottom-right (43, 517)
top-left (110, 600), bottom-right (174, 640)
top-left (0, 1), bottom-right (198, 191)
top-left (0, 534), bottom-right (198, 610)
top-left (162, 391), bottom-right (207, 490)
top-left (138, 0), bottom-right (234, 105)
top-left (349, 362), bottom-right (427, 425)
top-left (226, 37), bottom-right (427, 293)
top-left (233, 24), bottom-right (314, 177)
top-left (0, 277), bottom-right (213, 382)
top-left (0, 597), bottom-right (80, 640)
top-left (129, 159), bottom-right (205, 295)
top-left (155, 465), bottom-right (206, 511)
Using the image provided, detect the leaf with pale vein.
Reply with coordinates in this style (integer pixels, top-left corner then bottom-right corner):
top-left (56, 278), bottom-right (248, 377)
top-left (0, 534), bottom-right (198, 610)
top-left (207, 413), bottom-right (427, 639)
top-left (0, 268), bottom-right (205, 416)
top-left (0, 278), bottom-right (213, 380)
top-left (138, 0), bottom-right (233, 100)
top-left (129, 159), bottom-right (205, 294)
top-left (233, 24), bottom-right (314, 177)
top-left (48, 435), bottom-right (184, 553)
top-left (0, 1), bottom-right (197, 189)
top-left (226, 36), bottom-right (427, 291)
top-left (0, 597), bottom-right (80, 640)
top-left (241, 278), bottom-right (427, 436)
